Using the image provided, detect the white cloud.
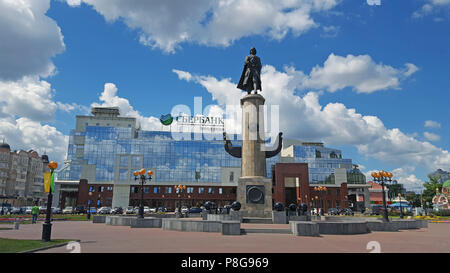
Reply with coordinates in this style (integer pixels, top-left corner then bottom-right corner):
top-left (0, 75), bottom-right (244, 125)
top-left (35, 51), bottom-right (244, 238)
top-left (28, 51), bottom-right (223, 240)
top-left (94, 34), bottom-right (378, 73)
top-left (413, 0), bottom-right (450, 18)
top-left (0, 76), bottom-right (86, 122)
top-left (301, 54), bottom-right (418, 93)
top-left (0, 77), bottom-right (84, 165)
top-left (365, 167), bottom-right (424, 192)
top-left (425, 120), bottom-right (441, 128)
top-left (321, 25), bottom-right (340, 38)
top-left (424, 132), bottom-right (440, 142)
top-left (172, 69), bottom-right (193, 82)
top-left (64, 0), bottom-right (340, 53)
top-left (391, 167), bottom-right (424, 193)
top-left (0, 117), bottom-right (68, 164)
top-left (0, 0), bottom-right (65, 80)
top-left (0, 1), bottom-right (86, 165)
top-left (173, 62), bottom-right (450, 172)
top-left (91, 83), bottom-right (162, 130)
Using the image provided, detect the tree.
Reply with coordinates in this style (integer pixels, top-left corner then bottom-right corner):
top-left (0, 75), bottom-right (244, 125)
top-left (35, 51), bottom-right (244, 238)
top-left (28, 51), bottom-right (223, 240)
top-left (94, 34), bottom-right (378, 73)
top-left (387, 182), bottom-right (405, 201)
top-left (422, 174), bottom-right (442, 208)
top-left (405, 192), bottom-right (421, 207)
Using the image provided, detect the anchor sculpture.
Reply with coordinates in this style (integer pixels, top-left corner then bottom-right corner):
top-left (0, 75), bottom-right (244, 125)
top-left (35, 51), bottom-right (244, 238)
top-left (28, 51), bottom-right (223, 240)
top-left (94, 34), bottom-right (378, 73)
top-left (223, 132), bottom-right (283, 159)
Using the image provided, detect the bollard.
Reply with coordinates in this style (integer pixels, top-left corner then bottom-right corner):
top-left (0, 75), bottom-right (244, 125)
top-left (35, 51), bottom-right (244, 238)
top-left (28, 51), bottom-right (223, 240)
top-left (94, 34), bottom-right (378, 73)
top-left (13, 222), bottom-right (20, 230)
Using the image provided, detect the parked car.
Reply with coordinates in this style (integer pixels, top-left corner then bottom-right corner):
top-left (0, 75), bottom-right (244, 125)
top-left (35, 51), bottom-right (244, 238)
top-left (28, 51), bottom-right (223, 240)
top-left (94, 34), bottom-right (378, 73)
top-left (0, 207), bottom-right (10, 214)
top-left (327, 208), bottom-right (339, 215)
top-left (87, 207), bottom-right (97, 214)
top-left (111, 207), bottom-right (123, 215)
top-left (125, 206), bottom-right (135, 214)
top-left (339, 208), bottom-right (354, 216)
top-left (157, 207), bottom-right (166, 212)
top-left (62, 206), bottom-right (74, 214)
top-left (97, 207), bottom-right (111, 214)
top-left (39, 206), bottom-right (47, 214)
top-left (25, 206), bottom-right (33, 214)
top-left (181, 206), bottom-right (189, 213)
top-left (188, 207), bottom-right (203, 213)
top-left (149, 207), bottom-right (157, 213)
top-left (52, 207), bottom-right (62, 214)
top-left (366, 205), bottom-right (382, 215)
top-left (75, 205), bottom-right (86, 214)
top-left (10, 207), bottom-right (22, 214)
top-left (143, 206), bottom-right (151, 214)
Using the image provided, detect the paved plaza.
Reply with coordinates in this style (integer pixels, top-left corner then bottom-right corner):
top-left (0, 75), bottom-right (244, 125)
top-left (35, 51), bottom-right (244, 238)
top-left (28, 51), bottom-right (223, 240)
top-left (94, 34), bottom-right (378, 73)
top-left (0, 221), bottom-right (449, 253)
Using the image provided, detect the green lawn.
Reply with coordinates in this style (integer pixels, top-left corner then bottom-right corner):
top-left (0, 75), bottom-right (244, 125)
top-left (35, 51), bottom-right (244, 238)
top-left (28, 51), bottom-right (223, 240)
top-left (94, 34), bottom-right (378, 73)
top-left (0, 238), bottom-right (74, 253)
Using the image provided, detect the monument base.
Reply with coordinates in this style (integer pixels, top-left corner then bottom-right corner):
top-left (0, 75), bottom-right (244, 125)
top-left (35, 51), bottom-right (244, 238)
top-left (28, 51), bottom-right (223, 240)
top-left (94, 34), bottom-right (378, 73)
top-left (237, 176), bottom-right (272, 218)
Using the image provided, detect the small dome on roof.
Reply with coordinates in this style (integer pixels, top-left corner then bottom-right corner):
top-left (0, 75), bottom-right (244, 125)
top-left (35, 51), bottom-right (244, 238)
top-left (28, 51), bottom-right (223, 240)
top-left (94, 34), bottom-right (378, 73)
top-left (443, 180), bottom-right (450, 188)
top-left (0, 142), bottom-right (10, 150)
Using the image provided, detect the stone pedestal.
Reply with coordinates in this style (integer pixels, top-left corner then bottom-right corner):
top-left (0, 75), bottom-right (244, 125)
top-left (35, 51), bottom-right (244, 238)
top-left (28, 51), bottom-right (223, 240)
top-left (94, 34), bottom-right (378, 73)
top-left (290, 221), bottom-right (319, 237)
top-left (272, 211), bottom-right (288, 224)
top-left (237, 176), bottom-right (272, 218)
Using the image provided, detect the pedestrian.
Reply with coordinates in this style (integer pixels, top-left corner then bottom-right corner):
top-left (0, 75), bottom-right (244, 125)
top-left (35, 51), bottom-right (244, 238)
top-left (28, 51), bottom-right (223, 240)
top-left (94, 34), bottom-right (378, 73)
top-left (31, 203), bottom-right (39, 224)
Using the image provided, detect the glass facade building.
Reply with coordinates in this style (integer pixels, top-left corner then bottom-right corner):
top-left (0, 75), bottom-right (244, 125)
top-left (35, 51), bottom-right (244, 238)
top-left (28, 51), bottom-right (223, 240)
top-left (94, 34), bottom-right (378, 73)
top-left (59, 128), bottom-right (354, 185)
top-left (55, 107), bottom-right (361, 209)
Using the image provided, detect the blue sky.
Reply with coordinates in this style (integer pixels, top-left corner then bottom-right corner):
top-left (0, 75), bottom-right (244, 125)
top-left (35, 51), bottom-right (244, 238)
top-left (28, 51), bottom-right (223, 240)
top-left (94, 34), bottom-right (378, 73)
top-left (1, 0), bottom-right (449, 192)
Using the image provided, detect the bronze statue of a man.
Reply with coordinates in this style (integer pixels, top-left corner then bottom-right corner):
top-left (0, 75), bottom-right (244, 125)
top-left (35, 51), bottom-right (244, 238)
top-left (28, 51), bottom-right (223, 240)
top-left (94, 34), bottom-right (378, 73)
top-left (237, 47), bottom-right (262, 94)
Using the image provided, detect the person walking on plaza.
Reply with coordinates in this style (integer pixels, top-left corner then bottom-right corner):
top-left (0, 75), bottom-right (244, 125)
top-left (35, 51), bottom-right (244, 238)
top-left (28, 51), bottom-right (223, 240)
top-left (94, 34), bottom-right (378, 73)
top-left (31, 203), bottom-right (39, 224)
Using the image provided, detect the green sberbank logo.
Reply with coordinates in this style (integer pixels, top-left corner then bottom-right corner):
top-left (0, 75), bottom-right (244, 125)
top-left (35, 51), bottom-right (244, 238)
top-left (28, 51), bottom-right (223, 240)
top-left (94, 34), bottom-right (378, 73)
top-left (160, 114), bottom-right (173, 126)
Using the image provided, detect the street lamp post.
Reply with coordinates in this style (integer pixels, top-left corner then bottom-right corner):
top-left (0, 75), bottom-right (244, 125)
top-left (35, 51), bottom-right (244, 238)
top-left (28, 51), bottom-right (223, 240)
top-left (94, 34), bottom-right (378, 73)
top-left (174, 185), bottom-right (187, 216)
top-left (371, 171), bottom-right (393, 223)
top-left (398, 193), bottom-right (403, 219)
top-left (87, 191), bottom-right (93, 220)
top-left (42, 161), bottom-right (58, 242)
top-left (133, 169), bottom-right (153, 219)
top-left (314, 186), bottom-right (327, 215)
top-left (314, 196), bottom-right (318, 215)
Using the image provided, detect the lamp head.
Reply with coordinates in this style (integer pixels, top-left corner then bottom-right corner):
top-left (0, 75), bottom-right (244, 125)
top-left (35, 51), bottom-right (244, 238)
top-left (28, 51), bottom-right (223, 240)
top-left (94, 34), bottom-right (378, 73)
top-left (48, 161), bottom-right (58, 170)
top-left (139, 169), bottom-right (146, 175)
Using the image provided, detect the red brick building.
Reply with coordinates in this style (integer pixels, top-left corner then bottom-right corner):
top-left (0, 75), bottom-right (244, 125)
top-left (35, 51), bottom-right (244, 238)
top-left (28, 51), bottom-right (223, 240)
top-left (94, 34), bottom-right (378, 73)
top-left (73, 163), bottom-right (349, 213)
top-left (272, 163), bottom-right (349, 213)
top-left (76, 179), bottom-right (236, 210)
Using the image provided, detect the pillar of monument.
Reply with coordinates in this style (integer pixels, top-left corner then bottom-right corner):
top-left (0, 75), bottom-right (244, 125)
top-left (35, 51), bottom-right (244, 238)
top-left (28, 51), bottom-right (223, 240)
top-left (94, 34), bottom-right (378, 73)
top-left (240, 94), bottom-right (267, 177)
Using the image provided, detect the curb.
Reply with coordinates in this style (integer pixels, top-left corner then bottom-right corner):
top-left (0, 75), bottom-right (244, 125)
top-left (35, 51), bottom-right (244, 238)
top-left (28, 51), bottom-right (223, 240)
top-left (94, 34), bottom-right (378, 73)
top-left (20, 239), bottom-right (81, 253)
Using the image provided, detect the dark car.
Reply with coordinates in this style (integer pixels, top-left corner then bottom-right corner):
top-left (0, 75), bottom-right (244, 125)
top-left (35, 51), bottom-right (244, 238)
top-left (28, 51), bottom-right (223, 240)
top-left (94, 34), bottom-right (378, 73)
top-left (339, 208), bottom-right (354, 216)
top-left (157, 207), bottom-right (166, 212)
top-left (52, 207), bottom-right (63, 214)
top-left (327, 208), bottom-right (339, 215)
top-left (188, 207), bottom-right (203, 213)
top-left (75, 205), bottom-right (86, 214)
top-left (111, 207), bottom-right (123, 215)
top-left (10, 207), bottom-right (22, 214)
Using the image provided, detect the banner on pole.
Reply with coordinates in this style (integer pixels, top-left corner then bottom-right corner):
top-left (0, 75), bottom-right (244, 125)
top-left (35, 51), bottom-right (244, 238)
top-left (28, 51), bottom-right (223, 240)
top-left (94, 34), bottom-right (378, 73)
top-left (44, 172), bottom-right (51, 193)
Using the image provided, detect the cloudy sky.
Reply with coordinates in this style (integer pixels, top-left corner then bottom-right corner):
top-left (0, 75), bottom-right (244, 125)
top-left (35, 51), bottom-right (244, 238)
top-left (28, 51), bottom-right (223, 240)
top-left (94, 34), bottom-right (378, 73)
top-left (0, 0), bottom-right (449, 192)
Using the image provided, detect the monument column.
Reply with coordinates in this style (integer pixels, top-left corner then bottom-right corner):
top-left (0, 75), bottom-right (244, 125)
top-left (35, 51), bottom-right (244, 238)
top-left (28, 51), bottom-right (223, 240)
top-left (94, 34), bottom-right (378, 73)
top-left (236, 94), bottom-right (273, 218)
top-left (224, 47), bottom-right (283, 219)
top-left (241, 94), bottom-right (266, 177)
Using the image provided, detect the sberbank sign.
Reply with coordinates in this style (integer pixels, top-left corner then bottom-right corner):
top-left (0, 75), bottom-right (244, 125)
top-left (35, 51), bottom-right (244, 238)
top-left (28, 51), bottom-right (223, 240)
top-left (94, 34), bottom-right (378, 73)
top-left (176, 115), bottom-right (224, 126)
top-left (160, 113), bottom-right (224, 127)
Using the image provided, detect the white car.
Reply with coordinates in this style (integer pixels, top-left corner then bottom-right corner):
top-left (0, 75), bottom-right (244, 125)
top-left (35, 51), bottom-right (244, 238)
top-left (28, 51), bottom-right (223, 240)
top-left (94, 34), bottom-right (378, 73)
top-left (143, 206), bottom-right (151, 214)
top-left (63, 206), bottom-right (73, 214)
top-left (125, 206), bottom-right (135, 214)
top-left (149, 207), bottom-right (157, 213)
top-left (181, 206), bottom-right (189, 213)
top-left (25, 206), bottom-right (33, 214)
top-left (97, 207), bottom-right (111, 214)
